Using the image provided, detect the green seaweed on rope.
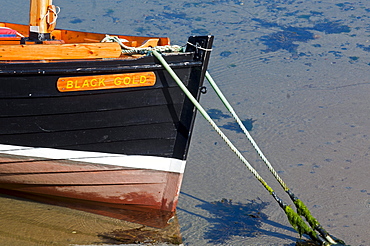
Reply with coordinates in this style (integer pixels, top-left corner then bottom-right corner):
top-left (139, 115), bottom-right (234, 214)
top-left (294, 199), bottom-right (319, 229)
top-left (284, 205), bottom-right (318, 239)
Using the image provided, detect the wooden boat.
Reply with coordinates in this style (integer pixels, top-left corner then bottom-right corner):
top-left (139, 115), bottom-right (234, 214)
top-left (0, 0), bottom-right (213, 223)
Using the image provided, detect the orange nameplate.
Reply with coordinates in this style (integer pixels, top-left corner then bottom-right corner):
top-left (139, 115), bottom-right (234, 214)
top-left (57, 72), bottom-right (156, 92)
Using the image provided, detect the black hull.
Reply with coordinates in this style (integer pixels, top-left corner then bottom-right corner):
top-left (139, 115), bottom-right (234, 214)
top-left (0, 36), bottom-right (213, 161)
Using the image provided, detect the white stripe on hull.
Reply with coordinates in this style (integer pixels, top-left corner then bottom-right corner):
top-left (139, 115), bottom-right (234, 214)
top-left (0, 144), bottom-right (186, 173)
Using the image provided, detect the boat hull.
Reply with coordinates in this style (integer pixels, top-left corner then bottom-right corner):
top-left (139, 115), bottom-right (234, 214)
top-left (0, 146), bottom-right (184, 211)
top-left (0, 35), bottom-right (214, 216)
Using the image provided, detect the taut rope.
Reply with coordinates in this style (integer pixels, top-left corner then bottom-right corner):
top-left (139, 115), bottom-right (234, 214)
top-left (152, 50), bottom-right (331, 245)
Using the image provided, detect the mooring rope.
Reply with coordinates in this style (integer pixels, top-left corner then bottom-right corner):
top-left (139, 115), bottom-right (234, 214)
top-left (204, 72), bottom-right (346, 245)
top-left (101, 35), bottom-right (183, 54)
top-left (152, 52), bottom-right (265, 187)
top-left (205, 71), bottom-right (288, 190)
top-left (186, 41), bottom-right (213, 52)
top-left (151, 50), bottom-right (334, 245)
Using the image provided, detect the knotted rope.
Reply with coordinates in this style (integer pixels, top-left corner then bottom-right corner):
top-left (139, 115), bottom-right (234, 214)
top-left (101, 35), bottom-right (183, 54)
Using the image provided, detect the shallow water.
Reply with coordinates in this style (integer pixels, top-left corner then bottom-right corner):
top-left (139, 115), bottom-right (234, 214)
top-left (1, 0), bottom-right (370, 245)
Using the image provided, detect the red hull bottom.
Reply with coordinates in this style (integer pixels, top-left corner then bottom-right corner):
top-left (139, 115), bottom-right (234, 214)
top-left (0, 146), bottom-right (185, 215)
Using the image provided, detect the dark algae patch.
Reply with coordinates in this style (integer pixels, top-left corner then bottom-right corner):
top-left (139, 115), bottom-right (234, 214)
top-left (207, 109), bottom-right (255, 132)
top-left (253, 18), bottom-right (315, 55)
top-left (312, 20), bottom-right (351, 34)
top-left (196, 197), bottom-right (270, 244)
top-left (220, 50), bottom-right (233, 57)
top-left (207, 109), bottom-right (232, 120)
top-left (103, 9), bottom-right (120, 24)
top-left (221, 118), bottom-right (256, 132)
top-left (69, 17), bottom-right (84, 24)
top-left (349, 56), bottom-right (359, 63)
top-left (356, 43), bottom-right (370, 52)
top-left (259, 26), bottom-right (316, 54)
top-left (254, 18), bottom-right (351, 55)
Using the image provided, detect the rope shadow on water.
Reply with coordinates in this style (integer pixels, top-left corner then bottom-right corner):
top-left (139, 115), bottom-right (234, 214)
top-left (179, 192), bottom-right (298, 244)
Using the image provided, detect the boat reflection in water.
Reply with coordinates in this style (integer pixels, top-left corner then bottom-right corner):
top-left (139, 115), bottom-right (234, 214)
top-left (0, 189), bottom-right (183, 245)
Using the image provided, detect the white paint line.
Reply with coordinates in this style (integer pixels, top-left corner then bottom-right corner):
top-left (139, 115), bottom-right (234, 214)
top-left (0, 144), bottom-right (186, 173)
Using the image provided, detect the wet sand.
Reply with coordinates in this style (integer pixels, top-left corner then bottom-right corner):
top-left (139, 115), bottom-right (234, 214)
top-left (0, 194), bottom-right (182, 245)
top-left (1, 0), bottom-right (369, 245)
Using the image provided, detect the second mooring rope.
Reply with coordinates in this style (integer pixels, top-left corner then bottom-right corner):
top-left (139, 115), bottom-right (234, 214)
top-left (204, 72), bottom-right (345, 245)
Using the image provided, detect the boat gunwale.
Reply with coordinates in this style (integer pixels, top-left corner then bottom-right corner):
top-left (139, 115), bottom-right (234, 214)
top-left (0, 50), bottom-right (195, 64)
top-left (0, 60), bottom-right (202, 75)
top-left (0, 22), bottom-right (172, 46)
